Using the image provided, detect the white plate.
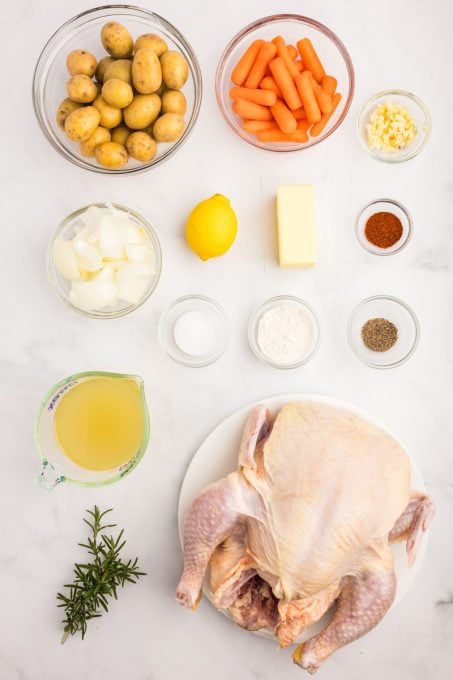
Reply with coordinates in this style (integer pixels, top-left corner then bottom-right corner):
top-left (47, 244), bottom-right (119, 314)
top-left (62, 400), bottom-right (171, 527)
top-left (178, 394), bottom-right (427, 643)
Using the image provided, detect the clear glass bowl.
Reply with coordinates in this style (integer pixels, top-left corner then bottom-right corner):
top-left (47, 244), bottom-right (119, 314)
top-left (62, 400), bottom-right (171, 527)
top-left (33, 5), bottom-right (202, 174)
top-left (215, 14), bottom-right (354, 152)
top-left (356, 198), bottom-right (412, 256)
top-left (159, 296), bottom-right (229, 367)
top-left (357, 90), bottom-right (431, 163)
top-left (249, 295), bottom-right (321, 369)
top-left (347, 295), bottom-right (419, 368)
top-left (47, 202), bottom-right (162, 319)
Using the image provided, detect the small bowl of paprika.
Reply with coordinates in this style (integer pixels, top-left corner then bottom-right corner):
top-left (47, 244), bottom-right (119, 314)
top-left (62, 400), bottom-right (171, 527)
top-left (355, 198), bottom-right (412, 256)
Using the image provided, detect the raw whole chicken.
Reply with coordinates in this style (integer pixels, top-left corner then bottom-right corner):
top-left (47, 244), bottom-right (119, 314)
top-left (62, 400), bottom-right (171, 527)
top-left (176, 402), bottom-right (435, 673)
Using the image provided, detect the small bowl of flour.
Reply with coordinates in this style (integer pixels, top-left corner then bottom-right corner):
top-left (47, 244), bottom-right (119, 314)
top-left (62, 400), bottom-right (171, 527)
top-left (249, 296), bottom-right (320, 369)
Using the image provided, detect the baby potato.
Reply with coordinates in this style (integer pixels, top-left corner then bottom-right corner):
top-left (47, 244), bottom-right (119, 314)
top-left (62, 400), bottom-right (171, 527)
top-left (153, 112), bottom-right (185, 142)
top-left (95, 141), bottom-right (128, 169)
top-left (93, 95), bottom-right (123, 128)
top-left (160, 51), bottom-right (189, 90)
top-left (102, 78), bottom-right (134, 108)
top-left (104, 58), bottom-right (132, 83)
top-left (79, 126), bottom-right (111, 157)
top-left (126, 131), bottom-right (157, 162)
top-left (101, 22), bottom-right (133, 58)
top-left (67, 74), bottom-right (98, 103)
top-left (134, 33), bottom-right (168, 57)
top-left (66, 49), bottom-right (97, 77)
top-left (161, 89), bottom-right (187, 115)
top-left (56, 97), bottom-right (82, 129)
top-left (132, 47), bottom-right (162, 94)
top-left (111, 125), bottom-right (133, 146)
top-left (124, 94), bottom-right (161, 130)
top-left (95, 56), bottom-right (115, 82)
top-left (65, 106), bottom-right (101, 141)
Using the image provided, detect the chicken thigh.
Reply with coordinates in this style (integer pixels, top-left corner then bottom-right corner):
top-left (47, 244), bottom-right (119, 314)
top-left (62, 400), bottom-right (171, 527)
top-left (176, 402), bottom-right (434, 673)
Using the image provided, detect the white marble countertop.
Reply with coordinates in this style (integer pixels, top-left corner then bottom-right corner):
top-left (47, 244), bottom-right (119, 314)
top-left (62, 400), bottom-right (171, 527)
top-left (1, 0), bottom-right (452, 678)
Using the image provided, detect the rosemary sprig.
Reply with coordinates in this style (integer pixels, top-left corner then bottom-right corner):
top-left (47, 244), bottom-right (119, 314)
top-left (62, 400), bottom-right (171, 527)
top-left (57, 506), bottom-right (145, 643)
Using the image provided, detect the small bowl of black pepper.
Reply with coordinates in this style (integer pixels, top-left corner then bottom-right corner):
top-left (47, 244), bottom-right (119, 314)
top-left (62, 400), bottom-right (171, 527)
top-left (347, 295), bottom-right (419, 368)
top-left (355, 198), bottom-right (412, 255)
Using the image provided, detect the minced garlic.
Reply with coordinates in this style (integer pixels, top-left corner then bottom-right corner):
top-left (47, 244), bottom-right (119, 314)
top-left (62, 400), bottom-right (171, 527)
top-left (366, 101), bottom-right (417, 153)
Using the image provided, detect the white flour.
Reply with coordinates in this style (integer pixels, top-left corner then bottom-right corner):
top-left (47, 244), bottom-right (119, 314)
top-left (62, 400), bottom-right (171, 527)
top-left (257, 303), bottom-right (315, 365)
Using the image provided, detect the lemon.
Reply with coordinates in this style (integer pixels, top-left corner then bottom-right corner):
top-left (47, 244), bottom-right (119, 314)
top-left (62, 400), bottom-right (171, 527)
top-left (186, 194), bottom-right (238, 261)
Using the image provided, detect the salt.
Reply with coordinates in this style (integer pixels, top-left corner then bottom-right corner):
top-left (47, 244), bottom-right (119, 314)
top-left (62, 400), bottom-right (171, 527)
top-left (257, 303), bottom-right (315, 365)
top-left (173, 310), bottom-right (219, 357)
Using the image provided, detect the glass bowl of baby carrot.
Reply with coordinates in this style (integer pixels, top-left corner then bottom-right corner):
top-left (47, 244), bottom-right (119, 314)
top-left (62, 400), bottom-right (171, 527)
top-left (215, 14), bottom-right (354, 150)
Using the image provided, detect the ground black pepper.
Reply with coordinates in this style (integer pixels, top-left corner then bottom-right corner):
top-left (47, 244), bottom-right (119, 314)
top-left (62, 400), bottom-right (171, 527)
top-left (361, 318), bottom-right (398, 352)
top-left (365, 212), bottom-right (403, 249)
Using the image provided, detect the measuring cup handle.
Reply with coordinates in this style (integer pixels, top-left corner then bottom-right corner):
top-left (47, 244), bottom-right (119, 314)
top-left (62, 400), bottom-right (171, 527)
top-left (35, 461), bottom-right (64, 491)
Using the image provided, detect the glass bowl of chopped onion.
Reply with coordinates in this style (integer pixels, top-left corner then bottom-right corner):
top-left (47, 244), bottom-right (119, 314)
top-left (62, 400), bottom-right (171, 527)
top-left (357, 90), bottom-right (431, 162)
top-left (47, 203), bottom-right (162, 319)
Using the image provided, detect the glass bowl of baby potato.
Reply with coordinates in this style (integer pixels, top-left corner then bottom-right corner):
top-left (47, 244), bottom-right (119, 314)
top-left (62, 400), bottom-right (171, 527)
top-left (33, 5), bottom-right (202, 173)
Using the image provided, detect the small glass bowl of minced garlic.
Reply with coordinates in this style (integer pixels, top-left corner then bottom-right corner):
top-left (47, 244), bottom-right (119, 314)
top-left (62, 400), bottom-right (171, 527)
top-left (347, 295), bottom-right (419, 368)
top-left (357, 90), bottom-right (431, 162)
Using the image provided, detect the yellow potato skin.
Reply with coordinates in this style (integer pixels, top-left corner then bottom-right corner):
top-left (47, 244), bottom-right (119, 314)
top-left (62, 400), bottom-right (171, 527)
top-left (95, 141), bottom-right (128, 169)
top-left (95, 56), bottom-right (115, 83)
top-left (161, 89), bottom-right (187, 115)
top-left (132, 47), bottom-right (162, 94)
top-left (100, 22), bottom-right (133, 58)
top-left (102, 78), bottom-right (134, 109)
top-left (66, 49), bottom-right (97, 77)
top-left (56, 98), bottom-right (82, 129)
top-left (153, 113), bottom-right (185, 142)
top-left (134, 33), bottom-right (168, 57)
top-left (160, 51), bottom-right (189, 90)
top-left (103, 59), bottom-right (133, 83)
top-left (126, 131), bottom-right (157, 162)
top-left (124, 94), bottom-right (161, 130)
top-left (93, 95), bottom-right (123, 128)
top-left (79, 126), bottom-right (111, 157)
top-left (111, 125), bottom-right (133, 146)
top-left (65, 106), bottom-right (101, 141)
top-left (66, 74), bottom-right (98, 103)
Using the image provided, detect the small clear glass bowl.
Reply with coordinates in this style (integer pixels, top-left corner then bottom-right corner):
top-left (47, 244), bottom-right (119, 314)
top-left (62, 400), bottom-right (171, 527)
top-left (216, 14), bottom-right (354, 152)
top-left (347, 296), bottom-right (419, 369)
top-left (47, 202), bottom-right (162, 319)
top-left (32, 5), bottom-right (202, 174)
top-left (356, 198), bottom-right (412, 256)
top-left (357, 89), bottom-right (431, 163)
top-left (159, 296), bottom-right (229, 368)
top-left (249, 295), bottom-right (321, 369)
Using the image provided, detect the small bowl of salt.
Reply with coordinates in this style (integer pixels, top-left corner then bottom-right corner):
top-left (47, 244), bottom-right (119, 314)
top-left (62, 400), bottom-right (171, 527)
top-left (249, 295), bottom-right (321, 369)
top-left (159, 295), bottom-right (229, 367)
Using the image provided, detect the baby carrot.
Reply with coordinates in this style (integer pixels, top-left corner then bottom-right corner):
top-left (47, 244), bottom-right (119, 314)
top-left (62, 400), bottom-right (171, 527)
top-left (297, 118), bottom-right (311, 132)
top-left (294, 71), bottom-right (321, 123)
top-left (270, 99), bottom-right (297, 133)
top-left (272, 36), bottom-right (300, 80)
top-left (232, 97), bottom-right (273, 121)
top-left (322, 75), bottom-right (337, 96)
top-left (287, 44), bottom-right (298, 60)
top-left (294, 60), bottom-right (304, 72)
top-left (292, 106), bottom-right (306, 119)
top-left (310, 92), bottom-right (342, 136)
top-left (297, 38), bottom-right (325, 83)
top-left (269, 57), bottom-right (302, 110)
top-left (242, 120), bottom-right (279, 133)
top-left (257, 128), bottom-right (308, 143)
top-left (312, 80), bottom-right (333, 114)
top-left (244, 42), bottom-right (277, 88)
top-left (231, 39), bottom-right (265, 85)
top-left (230, 86), bottom-right (277, 106)
top-left (260, 76), bottom-right (283, 99)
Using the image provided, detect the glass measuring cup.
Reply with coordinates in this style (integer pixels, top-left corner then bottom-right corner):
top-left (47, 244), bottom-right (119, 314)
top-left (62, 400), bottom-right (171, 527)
top-left (35, 371), bottom-right (150, 490)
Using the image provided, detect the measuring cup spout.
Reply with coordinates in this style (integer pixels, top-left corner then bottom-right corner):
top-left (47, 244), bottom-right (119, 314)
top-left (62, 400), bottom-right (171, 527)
top-left (35, 461), bottom-right (64, 491)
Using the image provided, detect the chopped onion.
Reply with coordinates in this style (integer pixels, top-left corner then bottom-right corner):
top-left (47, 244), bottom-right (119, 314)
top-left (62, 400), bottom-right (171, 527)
top-left (52, 236), bottom-right (82, 280)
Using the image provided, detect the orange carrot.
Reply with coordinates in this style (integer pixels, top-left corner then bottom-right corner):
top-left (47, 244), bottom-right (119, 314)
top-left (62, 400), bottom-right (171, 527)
top-left (232, 97), bottom-right (273, 121)
top-left (312, 80), bottom-right (333, 114)
top-left (242, 120), bottom-right (279, 133)
top-left (272, 36), bottom-right (300, 80)
top-left (269, 57), bottom-right (302, 110)
top-left (297, 38), bottom-right (325, 83)
top-left (229, 86), bottom-right (277, 106)
top-left (294, 71), bottom-right (321, 124)
top-left (294, 60), bottom-right (304, 72)
top-left (257, 128), bottom-right (308, 143)
top-left (287, 44), bottom-right (298, 60)
top-left (310, 92), bottom-right (342, 136)
top-left (270, 99), bottom-right (297, 133)
top-left (322, 75), bottom-right (337, 96)
top-left (244, 42), bottom-right (277, 88)
top-left (292, 106), bottom-right (306, 119)
top-left (232, 39), bottom-right (265, 85)
top-left (297, 118), bottom-right (311, 132)
top-left (259, 76), bottom-right (283, 99)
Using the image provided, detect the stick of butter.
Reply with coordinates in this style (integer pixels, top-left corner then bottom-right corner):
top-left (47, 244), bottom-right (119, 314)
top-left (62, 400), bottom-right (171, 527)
top-left (277, 185), bottom-right (316, 267)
